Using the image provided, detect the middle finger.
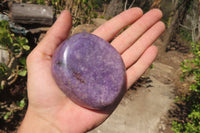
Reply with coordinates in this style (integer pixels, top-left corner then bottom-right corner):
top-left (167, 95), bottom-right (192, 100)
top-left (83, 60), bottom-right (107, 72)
top-left (111, 9), bottom-right (163, 54)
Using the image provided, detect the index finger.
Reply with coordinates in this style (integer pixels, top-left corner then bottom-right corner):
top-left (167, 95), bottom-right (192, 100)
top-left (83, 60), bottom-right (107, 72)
top-left (92, 8), bottom-right (143, 41)
top-left (37, 10), bottom-right (72, 57)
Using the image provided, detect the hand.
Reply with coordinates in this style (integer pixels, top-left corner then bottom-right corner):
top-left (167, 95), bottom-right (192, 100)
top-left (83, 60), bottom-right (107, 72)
top-left (18, 8), bottom-right (165, 133)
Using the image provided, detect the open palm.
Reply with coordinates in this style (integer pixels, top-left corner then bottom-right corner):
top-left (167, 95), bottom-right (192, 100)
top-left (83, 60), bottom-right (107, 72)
top-left (18, 8), bottom-right (165, 133)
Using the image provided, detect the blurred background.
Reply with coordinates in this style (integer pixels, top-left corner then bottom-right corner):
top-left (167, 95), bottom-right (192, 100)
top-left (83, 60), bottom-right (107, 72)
top-left (0, 0), bottom-right (199, 132)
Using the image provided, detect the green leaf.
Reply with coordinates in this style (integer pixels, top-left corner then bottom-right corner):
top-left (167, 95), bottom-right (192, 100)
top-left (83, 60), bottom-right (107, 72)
top-left (0, 63), bottom-right (9, 78)
top-left (13, 43), bottom-right (20, 47)
top-left (1, 84), bottom-right (4, 90)
top-left (20, 99), bottom-right (26, 108)
top-left (22, 45), bottom-right (30, 51)
top-left (3, 114), bottom-right (9, 120)
top-left (11, 33), bottom-right (15, 37)
top-left (83, 0), bottom-right (87, 4)
top-left (3, 111), bottom-right (12, 120)
top-left (18, 69), bottom-right (27, 77)
top-left (19, 57), bottom-right (27, 66)
top-left (17, 98), bottom-right (26, 108)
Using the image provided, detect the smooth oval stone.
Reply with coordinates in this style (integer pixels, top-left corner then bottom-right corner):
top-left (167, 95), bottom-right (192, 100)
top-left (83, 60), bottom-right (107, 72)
top-left (51, 33), bottom-right (126, 110)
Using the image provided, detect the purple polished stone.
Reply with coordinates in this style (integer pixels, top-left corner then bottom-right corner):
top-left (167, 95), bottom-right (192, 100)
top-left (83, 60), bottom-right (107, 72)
top-left (51, 33), bottom-right (126, 110)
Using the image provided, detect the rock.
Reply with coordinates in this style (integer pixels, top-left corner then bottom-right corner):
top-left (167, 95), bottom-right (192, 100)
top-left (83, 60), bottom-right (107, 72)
top-left (0, 46), bottom-right (9, 64)
top-left (52, 33), bottom-right (126, 110)
top-left (0, 14), bottom-right (29, 35)
top-left (147, 62), bottom-right (175, 84)
top-left (92, 18), bottom-right (107, 27)
top-left (11, 3), bottom-right (54, 25)
top-left (71, 24), bottom-right (97, 35)
top-left (105, 0), bottom-right (124, 18)
top-left (71, 18), bottom-right (107, 35)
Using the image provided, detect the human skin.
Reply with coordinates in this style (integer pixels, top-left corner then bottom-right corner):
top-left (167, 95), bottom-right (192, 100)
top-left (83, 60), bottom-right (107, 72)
top-left (18, 8), bottom-right (165, 133)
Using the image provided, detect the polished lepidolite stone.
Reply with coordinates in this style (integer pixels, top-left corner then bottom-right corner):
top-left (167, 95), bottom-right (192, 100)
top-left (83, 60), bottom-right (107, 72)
top-left (51, 33), bottom-right (126, 110)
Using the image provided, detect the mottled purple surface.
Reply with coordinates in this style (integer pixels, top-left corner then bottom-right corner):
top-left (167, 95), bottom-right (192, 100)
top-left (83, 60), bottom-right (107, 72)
top-left (51, 33), bottom-right (126, 110)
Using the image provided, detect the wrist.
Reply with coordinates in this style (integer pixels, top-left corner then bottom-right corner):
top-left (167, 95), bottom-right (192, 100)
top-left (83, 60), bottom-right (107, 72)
top-left (18, 107), bottom-right (61, 133)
